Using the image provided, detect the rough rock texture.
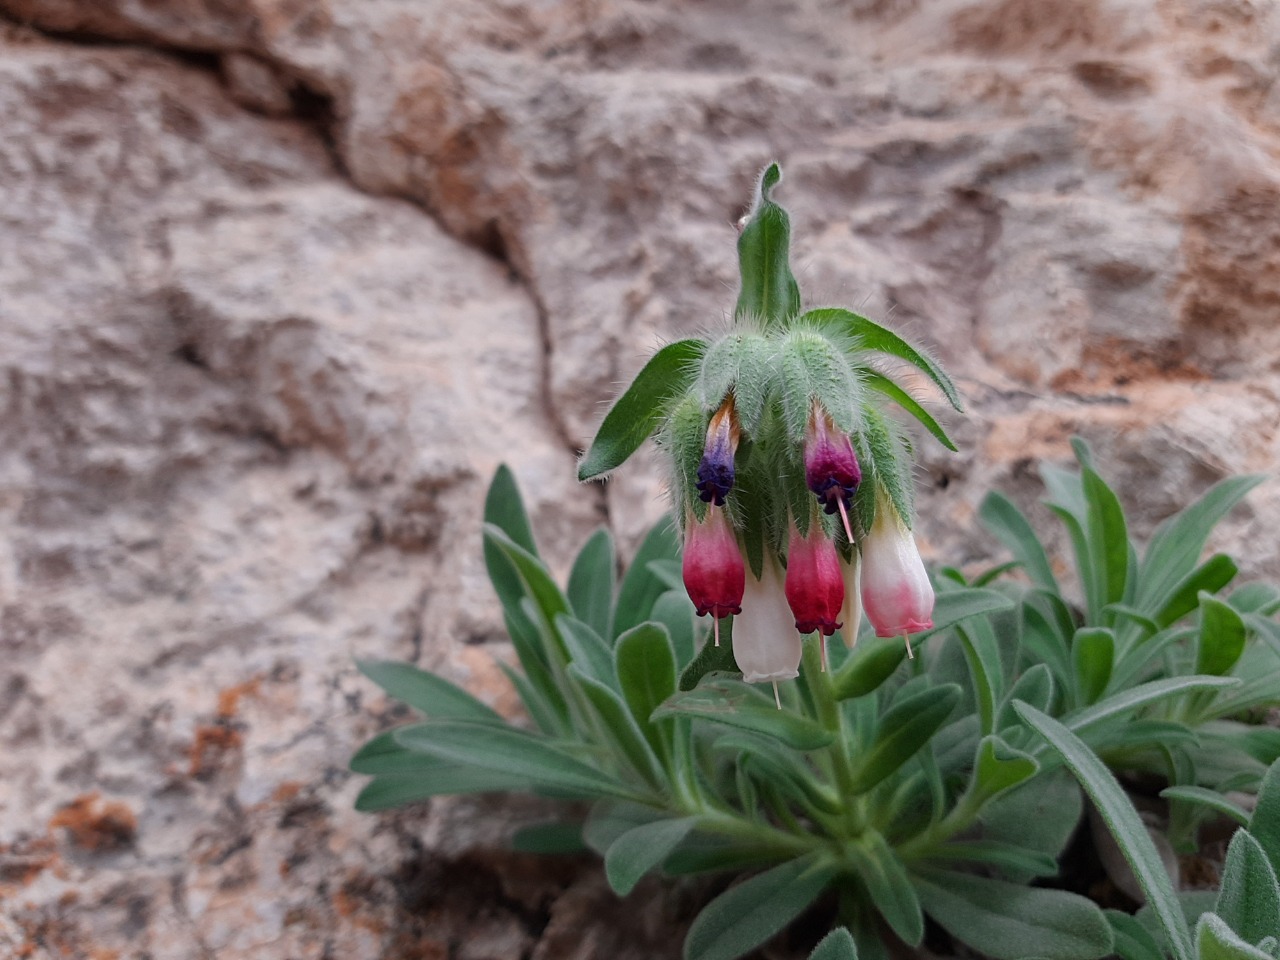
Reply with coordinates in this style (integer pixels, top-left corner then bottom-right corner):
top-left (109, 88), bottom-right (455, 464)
top-left (0, 0), bottom-right (1278, 956)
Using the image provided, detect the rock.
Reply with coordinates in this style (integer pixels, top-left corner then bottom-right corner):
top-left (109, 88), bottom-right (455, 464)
top-left (0, 0), bottom-right (1278, 956)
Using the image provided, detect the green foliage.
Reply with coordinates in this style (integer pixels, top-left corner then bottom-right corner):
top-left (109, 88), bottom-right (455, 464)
top-left (354, 163), bottom-right (1278, 960)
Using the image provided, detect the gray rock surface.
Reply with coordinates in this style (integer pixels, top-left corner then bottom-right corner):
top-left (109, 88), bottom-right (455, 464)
top-left (0, 0), bottom-right (1278, 956)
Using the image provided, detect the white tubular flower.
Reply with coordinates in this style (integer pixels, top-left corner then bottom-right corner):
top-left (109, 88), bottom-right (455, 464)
top-left (838, 551), bottom-right (863, 649)
top-left (734, 556), bottom-right (802, 684)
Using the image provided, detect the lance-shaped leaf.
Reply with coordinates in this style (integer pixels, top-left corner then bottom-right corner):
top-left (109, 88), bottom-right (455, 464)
top-left (799, 307), bottom-right (963, 411)
top-left (578, 339), bottom-right (706, 481)
top-left (809, 929), bottom-right (859, 960)
top-left (848, 831), bottom-right (923, 946)
top-left (848, 684), bottom-right (961, 793)
top-left (684, 853), bottom-right (836, 960)
top-left (861, 369), bottom-right (957, 451)
top-left (612, 519), bottom-right (681, 639)
top-left (616, 621), bottom-right (678, 753)
top-left (605, 816), bottom-right (699, 895)
top-left (356, 660), bottom-right (503, 723)
top-left (1215, 829), bottom-right (1280, 945)
top-left (1139, 475), bottom-right (1264, 607)
top-left (915, 869), bottom-right (1112, 960)
top-left (1197, 593), bottom-right (1247, 677)
top-left (511, 822), bottom-right (587, 854)
top-left (654, 676), bottom-right (834, 750)
top-left (1252, 759), bottom-right (1280, 881)
top-left (1072, 627), bottom-right (1115, 706)
top-left (734, 162), bottom-right (802, 328)
top-left (1014, 703), bottom-right (1194, 960)
top-left (355, 765), bottom-right (531, 811)
top-left (567, 528), bottom-right (616, 639)
top-left (1196, 913), bottom-right (1275, 960)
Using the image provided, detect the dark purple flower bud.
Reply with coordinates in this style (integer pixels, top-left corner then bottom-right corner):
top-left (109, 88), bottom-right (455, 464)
top-left (696, 398), bottom-right (740, 506)
top-left (804, 407), bottom-right (860, 540)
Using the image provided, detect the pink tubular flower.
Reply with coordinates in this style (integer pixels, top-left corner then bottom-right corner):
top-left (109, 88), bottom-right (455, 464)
top-left (733, 557), bottom-right (801, 684)
top-left (803, 407), bottom-right (860, 541)
top-left (837, 552), bottom-right (863, 649)
top-left (860, 495), bottom-right (934, 643)
top-left (784, 526), bottom-right (844, 637)
top-left (682, 506), bottom-right (745, 630)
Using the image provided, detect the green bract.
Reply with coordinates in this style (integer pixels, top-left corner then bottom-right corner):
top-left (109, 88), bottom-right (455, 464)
top-left (352, 167), bottom-right (1280, 960)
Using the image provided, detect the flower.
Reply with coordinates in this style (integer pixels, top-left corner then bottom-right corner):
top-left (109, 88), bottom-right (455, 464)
top-left (860, 493), bottom-right (934, 647)
top-left (696, 397), bottom-right (740, 506)
top-left (733, 557), bottom-right (802, 684)
top-left (783, 525), bottom-right (844, 637)
top-left (837, 552), bottom-right (863, 649)
top-left (681, 506), bottom-right (745, 646)
top-left (803, 406), bottom-right (860, 540)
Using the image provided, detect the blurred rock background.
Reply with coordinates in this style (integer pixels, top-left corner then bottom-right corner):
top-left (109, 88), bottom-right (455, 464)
top-left (0, 0), bottom-right (1277, 956)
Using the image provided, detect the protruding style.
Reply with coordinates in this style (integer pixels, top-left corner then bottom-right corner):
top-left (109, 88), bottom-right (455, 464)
top-left (804, 406), bottom-right (860, 541)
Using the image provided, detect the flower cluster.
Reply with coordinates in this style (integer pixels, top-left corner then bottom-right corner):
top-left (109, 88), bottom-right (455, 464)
top-left (578, 163), bottom-right (961, 697)
top-left (681, 397), bottom-right (936, 689)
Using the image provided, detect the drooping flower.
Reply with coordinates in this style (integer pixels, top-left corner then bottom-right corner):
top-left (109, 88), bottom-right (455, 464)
top-left (837, 552), bottom-right (863, 649)
top-left (860, 492), bottom-right (934, 654)
top-left (803, 406), bottom-right (860, 541)
top-left (696, 396), bottom-right (740, 506)
top-left (733, 557), bottom-right (801, 685)
top-left (681, 505), bottom-right (744, 646)
top-left (783, 525), bottom-right (844, 637)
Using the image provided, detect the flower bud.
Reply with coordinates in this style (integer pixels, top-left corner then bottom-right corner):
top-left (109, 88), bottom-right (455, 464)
top-left (838, 552), bottom-right (863, 649)
top-left (804, 407), bottom-right (860, 540)
top-left (733, 557), bottom-right (801, 684)
top-left (860, 495), bottom-right (934, 639)
top-left (784, 526), bottom-right (844, 636)
top-left (696, 397), bottom-right (740, 506)
top-left (682, 506), bottom-right (745, 622)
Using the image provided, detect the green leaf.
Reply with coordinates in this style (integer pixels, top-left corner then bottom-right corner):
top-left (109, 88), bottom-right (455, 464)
top-left (511, 822), bottom-right (587, 854)
top-left (914, 869), bottom-right (1113, 960)
top-left (1216, 829), bottom-right (1280, 944)
top-left (981, 768), bottom-right (1083, 875)
top-left (956, 619), bottom-right (1002, 736)
top-left (578, 339), bottom-right (707, 481)
top-left (483, 525), bottom-right (571, 643)
top-left (1082, 465), bottom-right (1130, 614)
top-left (1013, 703), bottom-right (1194, 960)
top-left (734, 162), bottom-right (802, 328)
top-left (1251, 760), bottom-right (1280, 882)
top-left (1151, 554), bottom-right (1239, 628)
top-left (395, 720), bottom-right (631, 799)
top-left (1064, 675), bottom-right (1240, 738)
top-left (356, 660), bottom-right (503, 723)
top-left (484, 464), bottom-right (537, 554)
top-left (1072, 628), bottom-right (1115, 706)
top-left (979, 491), bottom-right (1060, 593)
top-left (583, 800), bottom-right (664, 855)
top-left (615, 622), bottom-right (678, 753)
top-left (651, 589), bottom-right (699, 668)
top-left (809, 928), bottom-right (859, 960)
top-left (848, 831), bottom-right (923, 946)
top-left (1106, 909), bottom-right (1166, 960)
top-left (832, 635), bottom-right (907, 700)
top-left (569, 665), bottom-right (665, 790)
top-left (568, 528), bottom-right (616, 639)
top-left (680, 627), bottom-right (741, 691)
top-left (848, 684), bottom-right (961, 793)
top-left (613, 520), bottom-right (681, 639)
top-left (655, 676), bottom-right (835, 750)
top-left (861, 370), bottom-right (957, 451)
top-left (1197, 913), bottom-right (1276, 960)
top-left (683, 853), bottom-right (836, 960)
top-left (779, 329), bottom-right (860, 438)
top-left (926, 840), bottom-right (1059, 879)
top-left (998, 664), bottom-right (1055, 732)
top-left (969, 735), bottom-right (1039, 806)
top-left (354, 764), bottom-right (530, 811)
top-left (1139, 475), bottom-right (1264, 608)
top-left (1158, 786), bottom-right (1251, 826)
top-left (1198, 594), bottom-right (1247, 677)
top-left (605, 816), bottom-right (698, 895)
top-left (800, 307), bottom-right (963, 411)
top-left (557, 615), bottom-right (617, 689)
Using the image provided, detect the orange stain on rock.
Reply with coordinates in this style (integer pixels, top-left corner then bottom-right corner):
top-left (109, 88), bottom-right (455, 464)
top-left (48, 794), bottom-right (136, 852)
